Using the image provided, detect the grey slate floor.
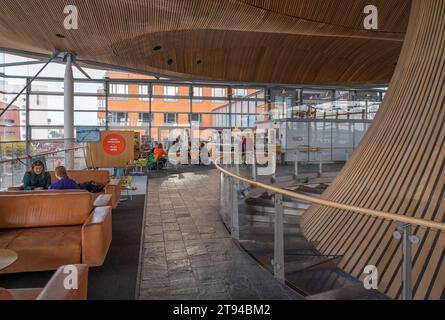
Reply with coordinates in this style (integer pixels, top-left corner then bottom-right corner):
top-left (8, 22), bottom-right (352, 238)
top-left (137, 168), bottom-right (303, 300)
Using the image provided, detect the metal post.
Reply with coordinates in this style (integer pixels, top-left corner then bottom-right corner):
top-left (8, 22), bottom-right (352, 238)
top-left (271, 149), bottom-right (277, 182)
top-left (252, 152), bottom-right (257, 181)
top-left (220, 172), bottom-right (225, 215)
top-left (294, 151), bottom-right (298, 179)
top-left (11, 144), bottom-right (15, 186)
top-left (274, 193), bottom-right (285, 282)
top-left (189, 84), bottom-right (193, 147)
top-left (225, 175), bottom-right (231, 224)
top-left (105, 79), bottom-right (110, 131)
top-left (148, 83), bottom-right (153, 143)
top-left (231, 177), bottom-right (240, 241)
top-left (25, 77), bottom-right (31, 165)
top-left (393, 223), bottom-right (419, 300)
top-left (228, 86), bottom-right (233, 128)
top-left (64, 53), bottom-right (75, 170)
top-left (402, 224), bottom-right (413, 300)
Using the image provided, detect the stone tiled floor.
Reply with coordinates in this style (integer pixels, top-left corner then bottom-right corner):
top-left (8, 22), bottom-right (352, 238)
top-left (137, 169), bottom-right (303, 300)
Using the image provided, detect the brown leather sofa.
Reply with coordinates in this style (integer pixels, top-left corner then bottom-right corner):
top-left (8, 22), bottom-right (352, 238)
top-left (49, 170), bottom-right (121, 208)
top-left (0, 264), bottom-right (89, 300)
top-left (1, 190), bottom-right (112, 208)
top-left (0, 193), bottom-right (112, 274)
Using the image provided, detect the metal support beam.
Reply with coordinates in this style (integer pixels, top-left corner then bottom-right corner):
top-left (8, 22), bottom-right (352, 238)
top-left (25, 77), bottom-right (31, 165)
top-left (274, 193), bottom-right (285, 283)
top-left (64, 53), bottom-right (75, 169)
top-left (0, 59), bottom-right (53, 68)
top-left (0, 50), bottom-right (59, 118)
top-left (74, 62), bottom-right (92, 80)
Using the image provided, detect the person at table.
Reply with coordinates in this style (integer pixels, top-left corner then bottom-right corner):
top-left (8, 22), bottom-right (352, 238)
top-left (153, 143), bottom-right (168, 167)
top-left (23, 159), bottom-right (51, 190)
top-left (49, 166), bottom-right (80, 190)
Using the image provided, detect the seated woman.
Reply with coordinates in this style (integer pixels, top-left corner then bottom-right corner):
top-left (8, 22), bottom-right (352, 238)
top-left (49, 166), bottom-right (80, 190)
top-left (23, 159), bottom-right (52, 190)
top-left (153, 143), bottom-right (168, 168)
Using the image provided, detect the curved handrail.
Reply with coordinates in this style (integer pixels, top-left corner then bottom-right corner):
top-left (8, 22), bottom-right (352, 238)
top-left (0, 146), bottom-right (85, 165)
top-left (215, 162), bottom-right (445, 232)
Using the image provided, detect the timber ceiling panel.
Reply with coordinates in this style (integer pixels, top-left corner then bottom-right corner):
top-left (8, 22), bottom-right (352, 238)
top-left (0, 0), bottom-right (410, 84)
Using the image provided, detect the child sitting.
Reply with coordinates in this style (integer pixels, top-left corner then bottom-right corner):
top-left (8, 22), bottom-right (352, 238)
top-left (49, 166), bottom-right (80, 190)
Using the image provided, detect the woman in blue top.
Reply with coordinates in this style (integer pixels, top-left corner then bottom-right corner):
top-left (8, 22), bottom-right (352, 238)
top-left (49, 166), bottom-right (80, 190)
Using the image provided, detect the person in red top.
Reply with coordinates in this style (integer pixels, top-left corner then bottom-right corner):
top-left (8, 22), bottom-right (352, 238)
top-left (153, 143), bottom-right (168, 168)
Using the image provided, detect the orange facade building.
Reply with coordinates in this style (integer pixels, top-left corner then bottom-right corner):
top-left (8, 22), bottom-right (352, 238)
top-left (101, 72), bottom-right (262, 143)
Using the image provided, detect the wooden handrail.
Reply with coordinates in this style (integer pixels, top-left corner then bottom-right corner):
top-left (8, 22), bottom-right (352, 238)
top-left (0, 146), bottom-right (85, 165)
top-left (215, 162), bottom-right (445, 232)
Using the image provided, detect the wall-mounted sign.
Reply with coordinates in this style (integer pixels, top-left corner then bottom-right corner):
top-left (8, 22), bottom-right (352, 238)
top-left (76, 127), bottom-right (101, 143)
top-left (103, 134), bottom-right (126, 156)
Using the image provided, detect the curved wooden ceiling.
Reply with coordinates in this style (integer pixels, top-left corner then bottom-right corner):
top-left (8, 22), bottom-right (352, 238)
top-left (0, 0), bottom-right (410, 84)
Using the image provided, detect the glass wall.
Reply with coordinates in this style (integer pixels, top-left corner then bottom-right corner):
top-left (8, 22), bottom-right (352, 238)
top-left (1, 52), bottom-right (385, 160)
top-left (279, 119), bottom-right (372, 162)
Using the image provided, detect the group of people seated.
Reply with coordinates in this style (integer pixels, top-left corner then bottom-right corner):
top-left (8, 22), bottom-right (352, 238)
top-left (146, 139), bottom-right (210, 170)
top-left (22, 158), bottom-right (79, 191)
top-left (146, 143), bottom-right (168, 170)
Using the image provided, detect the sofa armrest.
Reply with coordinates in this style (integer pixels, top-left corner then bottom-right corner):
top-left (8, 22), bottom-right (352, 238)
top-left (81, 207), bottom-right (112, 267)
top-left (93, 194), bottom-right (112, 207)
top-left (0, 288), bottom-right (14, 300)
top-left (105, 179), bottom-right (121, 208)
top-left (37, 264), bottom-right (89, 300)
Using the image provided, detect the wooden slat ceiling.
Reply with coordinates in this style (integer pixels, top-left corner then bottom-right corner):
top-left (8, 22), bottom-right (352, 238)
top-left (0, 0), bottom-right (410, 84)
top-left (302, 0), bottom-right (445, 300)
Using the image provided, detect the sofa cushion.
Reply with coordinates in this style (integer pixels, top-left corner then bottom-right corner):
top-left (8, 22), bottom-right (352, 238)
top-left (0, 193), bottom-right (93, 229)
top-left (0, 226), bottom-right (82, 274)
top-left (51, 170), bottom-right (110, 186)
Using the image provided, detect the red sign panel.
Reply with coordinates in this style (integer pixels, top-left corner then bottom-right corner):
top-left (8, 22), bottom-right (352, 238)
top-left (103, 134), bottom-right (126, 156)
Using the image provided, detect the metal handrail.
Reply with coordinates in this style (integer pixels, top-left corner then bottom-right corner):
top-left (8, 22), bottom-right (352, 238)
top-left (0, 146), bottom-right (85, 165)
top-left (215, 162), bottom-right (445, 232)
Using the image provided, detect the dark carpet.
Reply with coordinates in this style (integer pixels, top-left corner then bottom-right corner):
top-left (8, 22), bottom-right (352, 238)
top-left (0, 195), bottom-right (145, 300)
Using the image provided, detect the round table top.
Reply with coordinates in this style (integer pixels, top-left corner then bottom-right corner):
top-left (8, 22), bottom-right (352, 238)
top-left (0, 249), bottom-right (18, 271)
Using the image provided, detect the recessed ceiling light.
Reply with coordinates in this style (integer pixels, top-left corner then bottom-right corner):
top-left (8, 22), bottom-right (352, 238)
top-left (56, 34), bottom-right (65, 38)
top-left (167, 59), bottom-right (173, 65)
top-left (153, 46), bottom-right (162, 51)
